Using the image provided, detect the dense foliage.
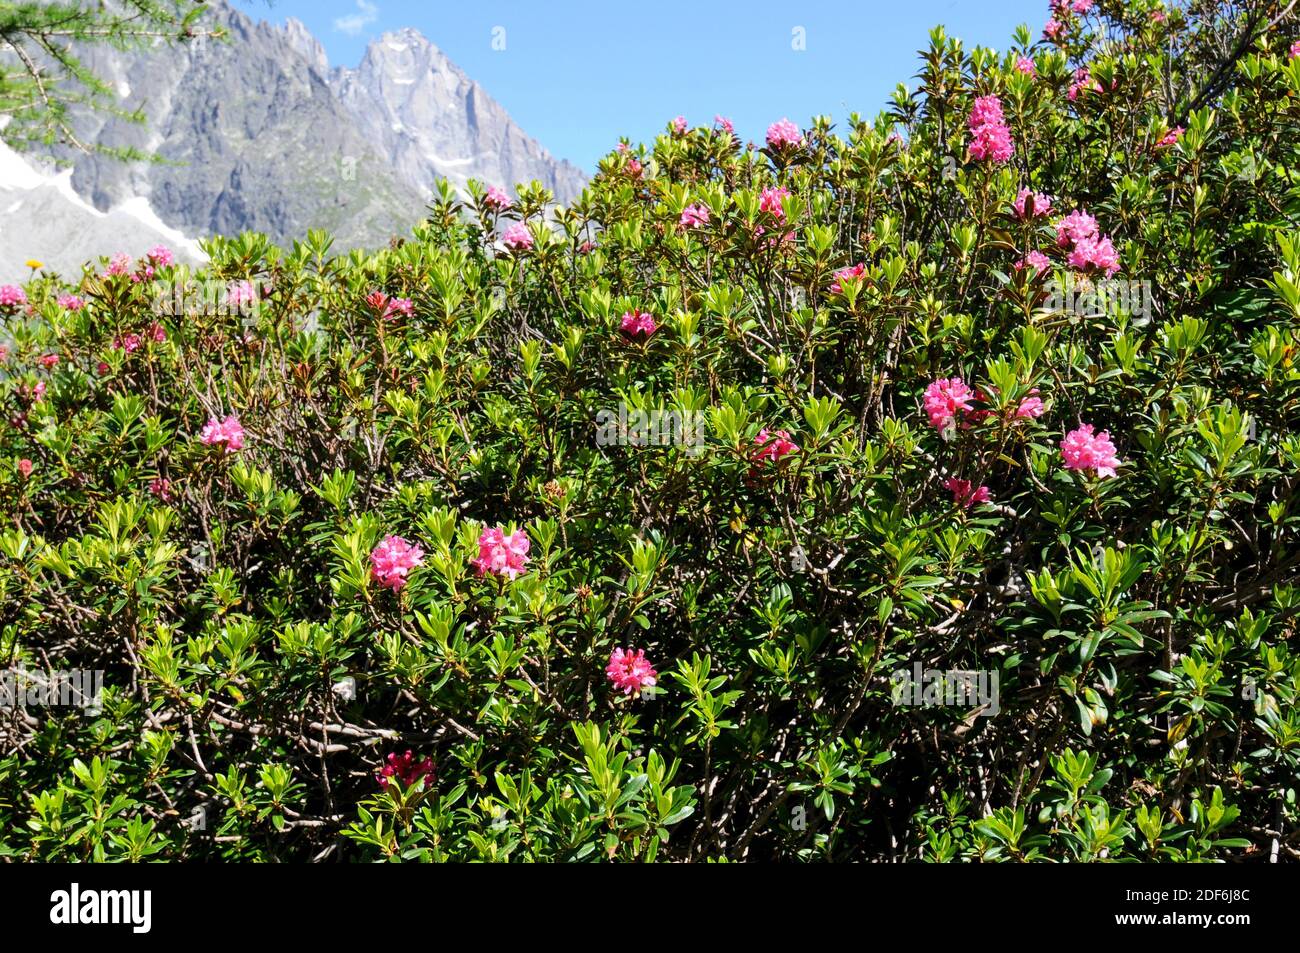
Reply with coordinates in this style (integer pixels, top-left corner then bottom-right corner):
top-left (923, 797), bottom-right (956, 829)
top-left (2, 0), bottom-right (1300, 862)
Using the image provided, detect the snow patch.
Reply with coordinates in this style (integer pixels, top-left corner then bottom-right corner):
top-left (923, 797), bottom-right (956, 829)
top-left (113, 197), bottom-right (207, 259)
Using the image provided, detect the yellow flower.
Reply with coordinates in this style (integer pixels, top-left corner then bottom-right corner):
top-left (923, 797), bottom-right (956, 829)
top-left (25, 259), bottom-right (43, 269)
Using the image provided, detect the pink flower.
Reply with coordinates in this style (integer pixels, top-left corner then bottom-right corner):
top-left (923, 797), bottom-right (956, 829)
top-left (1290, 40), bottom-right (1300, 59)
top-left (671, 115), bottom-right (688, 135)
top-left (227, 280), bottom-right (257, 308)
top-left (752, 428), bottom-right (799, 464)
top-left (104, 253), bottom-right (131, 277)
top-left (1068, 67), bottom-right (1098, 101)
top-left (484, 185), bottom-right (512, 211)
top-left (57, 294), bottom-right (84, 311)
top-left (679, 203), bottom-right (711, 230)
top-left (370, 534), bottom-right (425, 591)
top-left (384, 297), bottom-right (413, 320)
top-left (1067, 235), bottom-right (1120, 277)
top-left (766, 118), bottom-right (804, 149)
top-left (759, 186), bottom-right (790, 219)
top-left (1071, 0), bottom-right (1093, 12)
top-left (0, 285), bottom-right (27, 307)
top-left (96, 362), bottom-right (110, 376)
top-left (1015, 56), bottom-right (1036, 76)
top-left (620, 308), bottom-right (658, 339)
top-left (199, 414), bottom-right (245, 452)
top-left (39, 353), bottom-right (59, 369)
top-left (579, 240), bottom-right (597, 254)
top-left (149, 477), bottom-right (172, 501)
top-left (147, 321), bottom-right (167, 343)
top-left (1055, 209), bottom-right (1099, 248)
top-left (1060, 423), bottom-right (1121, 477)
top-left (501, 222), bottom-right (533, 251)
top-left (943, 477), bottom-right (991, 508)
top-left (968, 95), bottom-right (1014, 163)
top-left (114, 333), bottom-right (142, 354)
top-left (923, 377), bottom-right (976, 430)
top-left (1151, 10), bottom-right (1167, 23)
top-left (606, 648), bottom-right (658, 696)
top-left (714, 115), bottom-right (734, 135)
top-left (625, 156), bottom-right (643, 178)
top-left (1016, 392), bottom-right (1046, 419)
top-left (16, 458), bottom-right (33, 479)
top-left (377, 750), bottom-right (435, 790)
top-left (471, 526), bottom-right (531, 580)
top-left (146, 245), bottom-right (174, 267)
top-left (1016, 250), bottom-right (1053, 273)
top-left (22, 381), bottom-right (46, 401)
top-left (830, 263), bottom-right (866, 293)
top-left (0, 345), bottom-right (7, 362)
top-left (1043, 19), bottom-right (1064, 41)
top-left (1155, 126), bottom-right (1184, 149)
top-left (1012, 188), bottom-right (1052, 219)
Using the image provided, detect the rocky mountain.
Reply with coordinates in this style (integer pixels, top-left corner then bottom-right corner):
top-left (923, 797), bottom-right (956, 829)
top-left (329, 28), bottom-right (587, 205)
top-left (25, 0), bottom-right (584, 256)
top-left (0, 141), bottom-right (206, 282)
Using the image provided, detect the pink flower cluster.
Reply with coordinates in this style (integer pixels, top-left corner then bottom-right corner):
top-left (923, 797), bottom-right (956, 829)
top-left (149, 477), bottom-right (172, 501)
top-left (227, 280), bottom-right (257, 309)
top-left (830, 263), bottom-right (866, 293)
top-left (968, 95), bottom-right (1014, 163)
top-left (57, 294), bottom-right (85, 311)
top-left (1068, 67), bottom-right (1110, 102)
top-left (680, 203), bottom-right (711, 230)
top-left (1060, 423), bottom-right (1121, 477)
top-left (501, 222), bottom-right (533, 251)
top-left (0, 285), bottom-right (27, 307)
top-left (365, 290), bottom-right (413, 320)
top-left (484, 185), bottom-right (512, 211)
top-left (924, 377), bottom-right (976, 430)
top-left (943, 477), bottom-right (991, 508)
top-left (104, 252), bottom-right (132, 277)
top-left (714, 115), bottom-right (734, 135)
top-left (606, 648), bottom-right (658, 696)
top-left (759, 186), bottom-right (790, 219)
top-left (471, 526), bottom-right (530, 580)
top-left (1291, 40), bottom-right (1300, 59)
top-left (1017, 250), bottom-right (1052, 273)
top-left (766, 118), bottom-right (804, 149)
top-left (1013, 188), bottom-right (1052, 220)
top-left (1015, 56), bottom-right (1036, 76)
top-left (1155, 126), bottom-right (1184, 149)
top-left (1056, 209), bottom-right (1119, 277)
top-left (17, 458), bottom-right (34, 479)
top-left (620, 308), bottom-right (658, 339)
top-left (199, 414), bottom-right (245, 452)
top-left (671, 115), bottom-right (688, 135)
top-left (377, 750), bottom-right (435, 790)
top-left (370, 534), bottom-right (425, 591)
top-left (752, 428), bottom-right (799, 464)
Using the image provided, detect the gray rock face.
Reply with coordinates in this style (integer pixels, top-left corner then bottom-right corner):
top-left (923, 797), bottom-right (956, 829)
top-left (39, 0), bottom-right (584, 250)
top-left (328, 27), bottom-right (587, 206)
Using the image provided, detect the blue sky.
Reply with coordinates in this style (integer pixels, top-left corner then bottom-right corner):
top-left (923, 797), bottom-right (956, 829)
top-left (248, 0), bottom-right (1046, 171)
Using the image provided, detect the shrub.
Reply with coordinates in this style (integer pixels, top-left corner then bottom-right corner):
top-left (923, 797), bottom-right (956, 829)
top-left (1, 1), bottom-right (1299, 862)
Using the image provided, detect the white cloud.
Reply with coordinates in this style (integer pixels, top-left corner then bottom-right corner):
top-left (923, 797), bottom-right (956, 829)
top-left (333, 0), bottom-right (379, 36)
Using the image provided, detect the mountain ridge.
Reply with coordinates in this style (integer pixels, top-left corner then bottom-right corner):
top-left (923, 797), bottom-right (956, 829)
top-left (17, 0), bottom-right (585, 256)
